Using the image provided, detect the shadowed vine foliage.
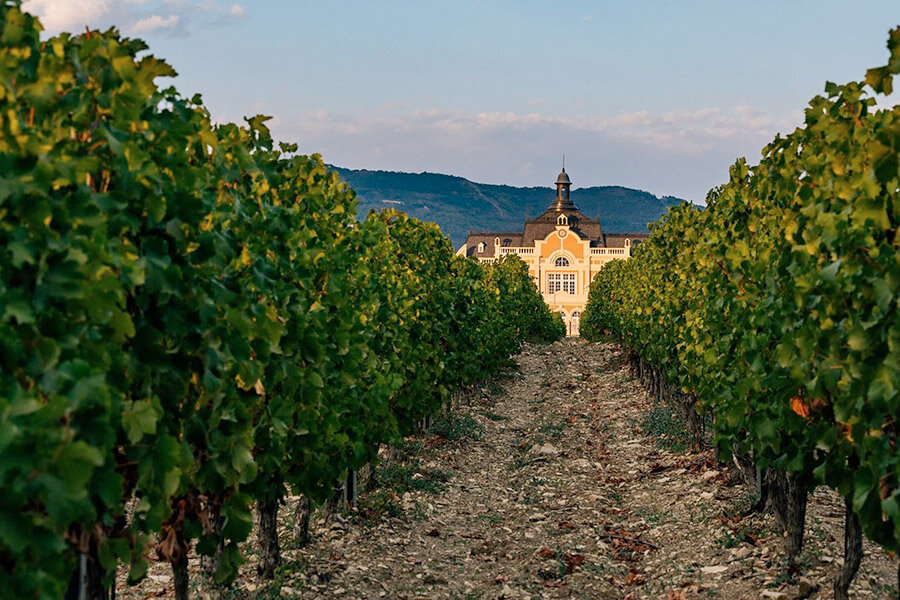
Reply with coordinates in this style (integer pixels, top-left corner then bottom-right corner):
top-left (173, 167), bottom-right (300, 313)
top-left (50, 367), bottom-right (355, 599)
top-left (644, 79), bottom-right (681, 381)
top-left (582, 26), bottom-right (900, 577)
top-left (0, 3), bottom-right (564, 598)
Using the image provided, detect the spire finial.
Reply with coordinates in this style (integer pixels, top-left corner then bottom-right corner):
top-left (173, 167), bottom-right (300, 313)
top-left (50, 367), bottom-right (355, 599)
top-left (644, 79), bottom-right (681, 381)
top-left (562, 154), bottom-right (565, 171)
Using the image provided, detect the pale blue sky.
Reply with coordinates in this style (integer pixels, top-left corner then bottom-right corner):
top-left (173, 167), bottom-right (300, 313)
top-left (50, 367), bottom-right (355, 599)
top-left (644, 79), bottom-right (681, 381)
top-left (25, 0), bottom-right (900, 202)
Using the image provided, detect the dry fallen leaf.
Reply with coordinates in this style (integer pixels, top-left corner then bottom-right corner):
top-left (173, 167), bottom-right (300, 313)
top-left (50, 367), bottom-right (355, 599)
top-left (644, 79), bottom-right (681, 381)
top-left (563, 553), bottom-right (585, 573)
top-left (624, 570), bottom-right (645, 585)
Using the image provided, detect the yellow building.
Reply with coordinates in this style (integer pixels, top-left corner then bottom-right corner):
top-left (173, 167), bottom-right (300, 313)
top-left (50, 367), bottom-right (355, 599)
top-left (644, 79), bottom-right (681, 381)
top-left (456, 168), bottom-right (647, 336)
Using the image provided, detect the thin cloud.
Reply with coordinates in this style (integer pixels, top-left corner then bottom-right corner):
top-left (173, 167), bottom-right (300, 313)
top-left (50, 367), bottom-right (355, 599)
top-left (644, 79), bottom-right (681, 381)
top-left (291, 106), bottom-right (791, 152)
top-left (271, 106), bottom-right (799, 203)
top-left (22, 0), bottom-right (111, 32)
top-left (131, 14), bottom-right (179, 34)
top-left (23, 0), bottom-right (247, 36)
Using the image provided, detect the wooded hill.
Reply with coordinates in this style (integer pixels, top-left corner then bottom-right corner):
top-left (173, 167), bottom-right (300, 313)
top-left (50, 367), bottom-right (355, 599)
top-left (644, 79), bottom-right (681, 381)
top-left (333, 167), bottom-right (686, 247)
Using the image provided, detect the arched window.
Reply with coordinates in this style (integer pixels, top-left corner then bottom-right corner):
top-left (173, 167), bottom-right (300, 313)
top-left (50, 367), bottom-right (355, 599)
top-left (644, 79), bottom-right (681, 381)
top-left (502, 238), bottom-right (512, 247)
top-left (625, 238), bottom-right (631, 247)
top-left (554, 256), bottom-right (570, 268)
top-left (557, 214), bottom-right (568, 226)
top-left (477, 242), bottom-right (485, 253)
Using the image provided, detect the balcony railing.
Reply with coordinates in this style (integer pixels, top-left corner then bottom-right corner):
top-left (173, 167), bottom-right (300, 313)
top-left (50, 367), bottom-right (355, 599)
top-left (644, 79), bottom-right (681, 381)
top-left (487, 247), bottom-right (627, 258)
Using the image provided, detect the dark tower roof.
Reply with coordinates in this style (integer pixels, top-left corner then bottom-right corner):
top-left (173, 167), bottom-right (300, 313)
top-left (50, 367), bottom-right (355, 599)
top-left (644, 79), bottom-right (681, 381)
top-left (550, 167), bottom-right (576, 211)
top-left (513, 166), bottom-right (600, 243)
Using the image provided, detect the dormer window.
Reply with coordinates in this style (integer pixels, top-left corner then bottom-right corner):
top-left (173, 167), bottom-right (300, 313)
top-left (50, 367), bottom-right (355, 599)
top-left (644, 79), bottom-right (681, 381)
top-left (477, 242), bottom-right (485, 253)
top-left (557, 214), bottom-right (568, 226)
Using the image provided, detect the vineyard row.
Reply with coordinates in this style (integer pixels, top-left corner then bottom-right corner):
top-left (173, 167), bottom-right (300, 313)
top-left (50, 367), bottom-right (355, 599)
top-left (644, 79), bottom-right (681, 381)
top-left (0, 6), bottom-right (565, 599)
top-left (580, 28), bottom-right (900, 600)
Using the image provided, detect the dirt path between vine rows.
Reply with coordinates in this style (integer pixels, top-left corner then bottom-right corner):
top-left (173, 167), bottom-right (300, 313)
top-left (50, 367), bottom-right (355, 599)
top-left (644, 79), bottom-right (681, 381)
top-left (121, 339), bottom-right (897, 600)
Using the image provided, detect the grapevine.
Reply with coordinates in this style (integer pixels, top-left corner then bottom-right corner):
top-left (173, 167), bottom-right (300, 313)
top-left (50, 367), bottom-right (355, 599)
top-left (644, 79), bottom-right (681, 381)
top-left (582, 28), bottom-right (900, 599)
top-left (0, 4), bottom-right (564, 598)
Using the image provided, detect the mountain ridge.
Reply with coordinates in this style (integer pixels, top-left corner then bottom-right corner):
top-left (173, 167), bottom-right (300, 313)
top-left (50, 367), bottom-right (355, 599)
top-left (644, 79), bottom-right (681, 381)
top-left (332, 166), bottom-right (686, 247)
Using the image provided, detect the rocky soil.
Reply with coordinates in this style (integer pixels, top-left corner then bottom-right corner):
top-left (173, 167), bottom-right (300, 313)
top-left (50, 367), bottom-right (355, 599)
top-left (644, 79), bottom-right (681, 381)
top-left (118, 339), bottom-right (898, 599)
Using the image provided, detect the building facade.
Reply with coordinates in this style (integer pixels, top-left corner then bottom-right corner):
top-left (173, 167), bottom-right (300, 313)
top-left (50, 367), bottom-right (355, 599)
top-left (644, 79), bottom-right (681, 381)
top-left (456, 169), bottom-right (647, 336)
